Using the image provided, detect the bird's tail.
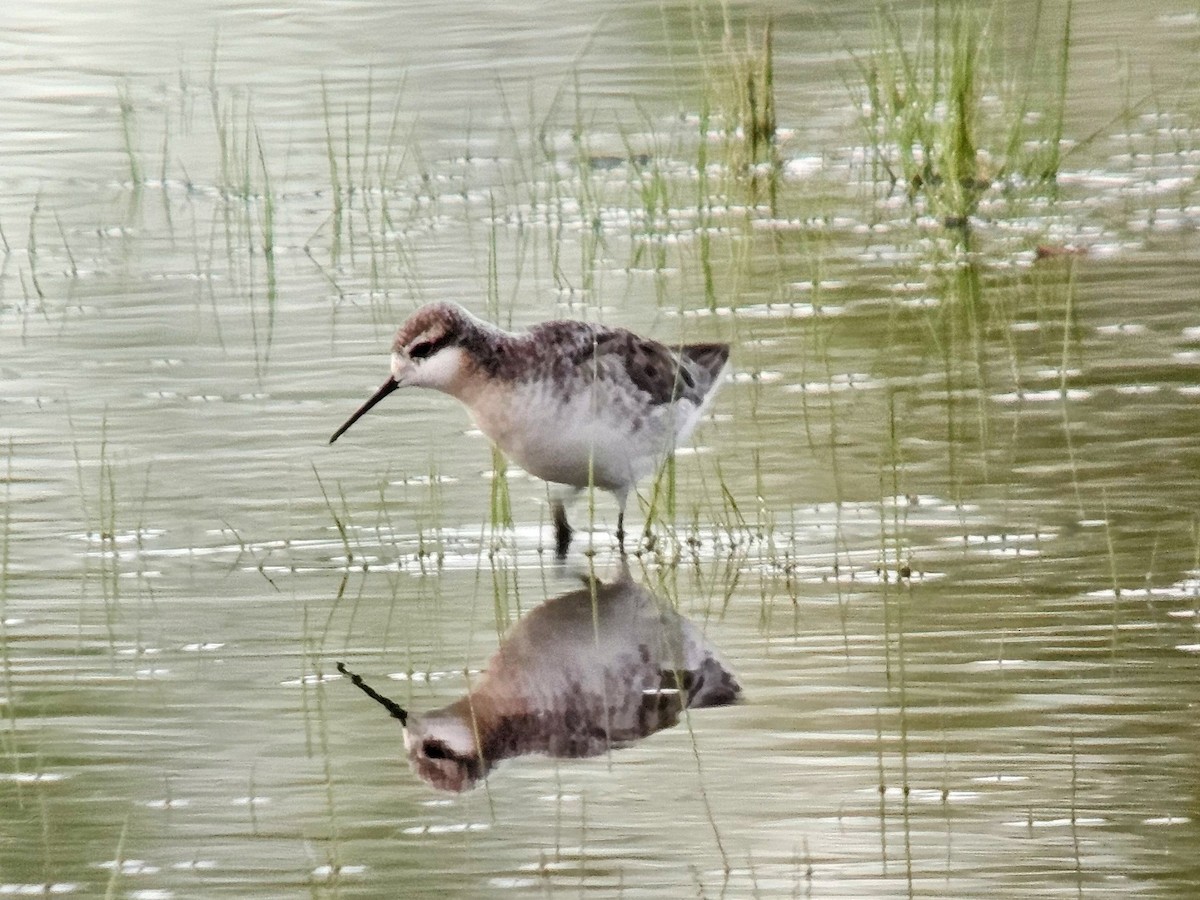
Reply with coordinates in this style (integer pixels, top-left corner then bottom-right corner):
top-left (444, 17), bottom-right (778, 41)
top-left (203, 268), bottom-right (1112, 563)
top-left (679, 343), bottom-right (730, 396)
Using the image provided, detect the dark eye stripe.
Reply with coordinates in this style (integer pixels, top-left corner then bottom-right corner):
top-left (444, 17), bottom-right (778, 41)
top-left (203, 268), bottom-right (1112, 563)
top-left (409, 333), bottom-right (454, 360)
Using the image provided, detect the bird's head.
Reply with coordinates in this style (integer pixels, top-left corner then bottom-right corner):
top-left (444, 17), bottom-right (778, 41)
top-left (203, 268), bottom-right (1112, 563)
top-left (403, 707), bottom-right (486, 793)
top-left (329, 302), bottom-right (473, 444)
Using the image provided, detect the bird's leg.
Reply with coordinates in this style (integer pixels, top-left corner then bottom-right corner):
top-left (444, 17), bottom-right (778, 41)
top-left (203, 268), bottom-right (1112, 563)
top-left (615, 490), bottom-right (627, 555)
top-left (552, 500), bottom-right (573, 558)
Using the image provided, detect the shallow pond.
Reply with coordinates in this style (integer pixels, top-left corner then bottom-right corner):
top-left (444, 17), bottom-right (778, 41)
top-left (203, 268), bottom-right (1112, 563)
top-left (3, 1), bottom-right (1200, 897)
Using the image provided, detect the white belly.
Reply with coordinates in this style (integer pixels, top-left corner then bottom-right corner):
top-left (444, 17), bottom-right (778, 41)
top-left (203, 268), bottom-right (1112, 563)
top-left (465, 380), bottom-right (700, 493)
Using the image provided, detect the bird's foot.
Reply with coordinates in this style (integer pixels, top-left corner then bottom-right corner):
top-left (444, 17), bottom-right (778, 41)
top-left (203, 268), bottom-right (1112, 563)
top-left (641, 528), bottom-right (657, 553)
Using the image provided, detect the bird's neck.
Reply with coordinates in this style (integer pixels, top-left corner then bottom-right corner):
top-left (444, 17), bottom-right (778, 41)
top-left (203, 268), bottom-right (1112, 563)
top-left (450, 324), bottom-right (522, 403)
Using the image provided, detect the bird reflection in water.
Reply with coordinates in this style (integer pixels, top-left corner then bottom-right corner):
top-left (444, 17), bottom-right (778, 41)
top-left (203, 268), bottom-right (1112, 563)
top-left (337, 565), bottom-right (740, 792)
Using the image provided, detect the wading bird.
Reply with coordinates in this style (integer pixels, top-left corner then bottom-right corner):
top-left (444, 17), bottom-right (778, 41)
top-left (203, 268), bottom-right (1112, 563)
top-left (329, 302), bottom-right (728, 555)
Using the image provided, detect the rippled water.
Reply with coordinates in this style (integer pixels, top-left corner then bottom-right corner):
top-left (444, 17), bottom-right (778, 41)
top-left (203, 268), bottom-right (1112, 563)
top-left (3, 1), bottom-right (1200, 897)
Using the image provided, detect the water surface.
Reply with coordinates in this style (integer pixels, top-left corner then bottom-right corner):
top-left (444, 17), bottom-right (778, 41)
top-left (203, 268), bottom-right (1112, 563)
top-left (3, 1), bottom-right (1200, 897)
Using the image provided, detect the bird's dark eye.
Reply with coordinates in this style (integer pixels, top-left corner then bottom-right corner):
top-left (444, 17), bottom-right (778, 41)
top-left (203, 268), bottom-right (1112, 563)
top-left (408, 332), bottom-right (453, 361)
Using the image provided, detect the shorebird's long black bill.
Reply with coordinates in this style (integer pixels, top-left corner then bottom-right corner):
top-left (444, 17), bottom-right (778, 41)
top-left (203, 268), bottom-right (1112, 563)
top-left (337, 662), bottom-right (408, 726)
top-left (329, 378), bottom-right (399, 444)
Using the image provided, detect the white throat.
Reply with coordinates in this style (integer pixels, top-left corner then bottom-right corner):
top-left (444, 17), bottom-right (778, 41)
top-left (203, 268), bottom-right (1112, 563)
top-left (396, 345), bottom-right (468, 394)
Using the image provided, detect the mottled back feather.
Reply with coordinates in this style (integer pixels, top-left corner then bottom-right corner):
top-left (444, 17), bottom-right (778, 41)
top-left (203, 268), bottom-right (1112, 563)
top-left (524, 321), bottom-right (729, 407)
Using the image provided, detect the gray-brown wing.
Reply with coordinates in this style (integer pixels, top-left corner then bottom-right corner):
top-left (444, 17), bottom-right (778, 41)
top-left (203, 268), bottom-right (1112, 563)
top-left (524, 321), bottom-right (728, 406)
top-left (593, 331), bottom-right (728, 406)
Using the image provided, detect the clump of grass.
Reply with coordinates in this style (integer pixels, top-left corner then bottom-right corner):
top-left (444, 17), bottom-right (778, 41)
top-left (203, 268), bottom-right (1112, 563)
top-left (208, 81), bottom-right (256, 202)
top-left (117, 83), bottom-right (143, 189)
top-left (25, 197), bottom-right (45, 306)
top-left (71, 415), bottom-right (122, 647)
top-left (319, 78), bottom-right (345, 266)
top-left (853, 1), bottom-right (1073, 225)
top-left (626, 146), bottom-right (675, 274)
top-left (312, 464), bottom-right (370, 573)
top-left (251, 126), bottom-right (277, 376)
top-left (488, 552), bottom-right (519, 637)
top-left (412, 463), bottom-right (448, 572)
top-left (1, 443), bottom-right (9, 605)
top-left (309, 75), bottom-right (423, 323)
top-left (640, 453), bottom-right (678, 554)
top-left (706, 18), bottom-right (779, 176)
top-left (1, 442), bottom-right (15, 774)
top-left (487, 446), bottom-right (514, 552)
top-left (102, 815), bottom-right (131, 900)
top-left (200, 62), bottom-right (284, 375)
top-left (52, 211), bottom-right (78, 280)
top-left (561, 91), bottom-right (610, 301)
